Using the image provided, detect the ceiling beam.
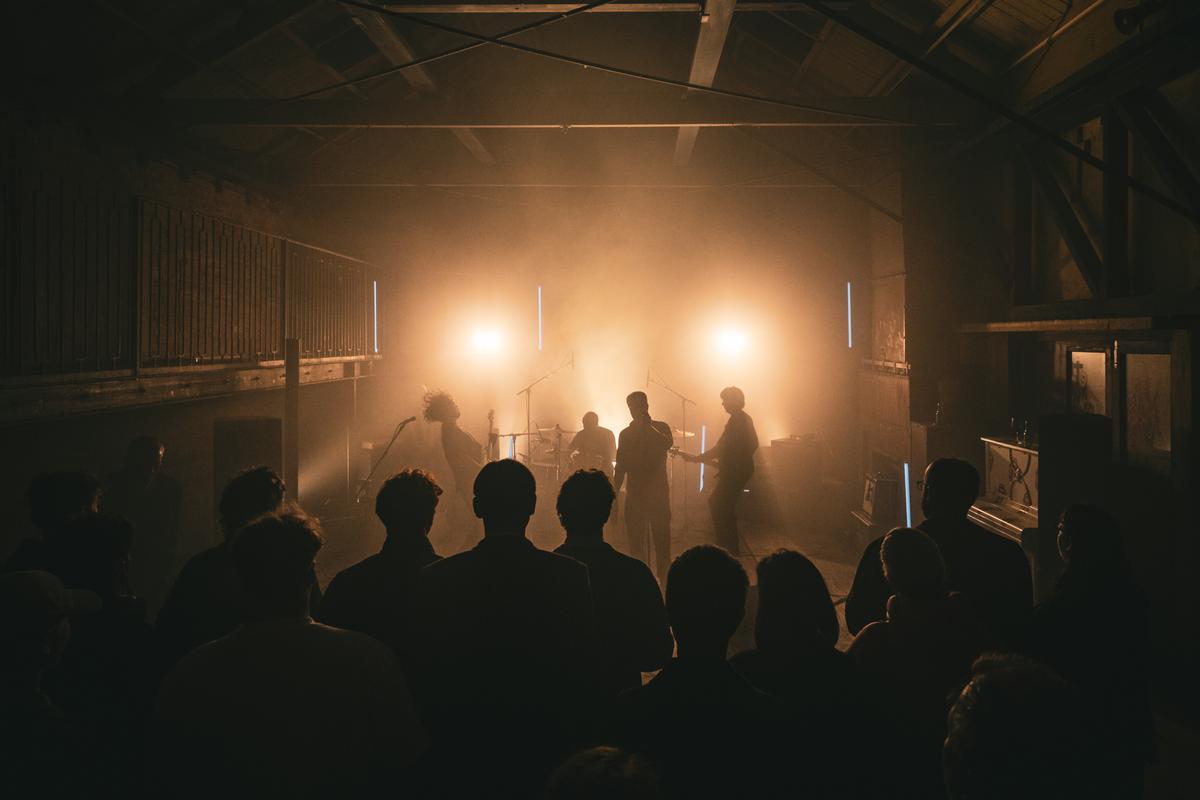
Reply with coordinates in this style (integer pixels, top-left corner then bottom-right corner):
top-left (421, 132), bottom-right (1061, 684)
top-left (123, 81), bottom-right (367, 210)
top-left (351, 1), bottom-right (496, 164)
top-left (1119, 92), bottom-right (1200, 227)
top-left (164, 94), bottom-right (968, 128)
top-left (674, 0), bottom-right (737, 166)
top-left (128, 0), bottom-right (323, 97)
top-left (379, 2), bottom-right (850, 12)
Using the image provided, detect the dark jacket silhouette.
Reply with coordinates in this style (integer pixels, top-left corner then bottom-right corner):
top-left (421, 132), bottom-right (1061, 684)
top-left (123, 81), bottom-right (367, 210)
top-left (317, 535), bottom-right (440, 660)
top-left (555, 538), bottom-right (672, 694)
top-left (157, 542), bottom-right (321, 663)
top-left (409, 534), bottom-right (597, 797)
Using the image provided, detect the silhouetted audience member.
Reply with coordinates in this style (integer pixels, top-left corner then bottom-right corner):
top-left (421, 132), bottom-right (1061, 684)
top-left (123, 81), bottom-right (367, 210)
top-left (554, 469), bottom-right (672, 694)
top-left (611, 546), bottom-right (796, 799)
top-left (846, 458), bottom-right (1032, 648)
top-left (945, 654), bottom-right (1100, 800)
top-left (1028, 505), bottom-right (1154, 797)
top-left (848, 527), bottom-right (983, 798)
top-left (545, 746), bottom-right (661, 800)
top-left (4, 471), bottom-right (102, 574)
top-left (0, 571), bottom-right (100, 797)
top-left (730, 550), bottom-right (849, 702)
top-left (317, 469), bottom-right (444, 661)
top-left (153, 512), bottom-right (425, 799)
top-left (157, 466), bottom-right (319, 664)
top-left (103, 435), bottom-right (182, 616)
top-left (45, 513), bottom-right (157, 796)
top-left (410, 459), bottom-right (596, 798)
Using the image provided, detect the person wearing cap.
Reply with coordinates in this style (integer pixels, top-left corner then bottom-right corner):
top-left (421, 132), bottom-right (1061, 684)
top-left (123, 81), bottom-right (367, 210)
top-left (0, 571), bottom-right (101, 797)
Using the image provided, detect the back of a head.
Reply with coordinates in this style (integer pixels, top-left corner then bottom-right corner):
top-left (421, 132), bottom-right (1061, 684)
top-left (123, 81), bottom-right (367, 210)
top-left (545, 747), bottom-right (661, 800)
top-left (27, 471), bottom-right (102, 536)
top-left (719, 386), bottom-right (746, 410)
top-left (219, 466), bottom-right (285, 538)
top-left (922, 458), bottom-right (980, 519)
top-left (666, 545), bottom-right (748, 649)
top-left (473, 459), bottom-right (537, 530)
top-left (126, 435), bottom-right (164, 471)
top-left (754, 549), bottom-right (839, 652)
top-left (54, 512), bottom-right (135, 597)
top-left (557, 469), bottom-right (615, 534)
top-left (1058, 504), bottom-right (1128, 583)
top-left (626, 391), bottom-right (648, 413)
top-left (945, 654), bottom-right (1092, 800)
top-left (375, 469), bottom-right (443, 533)
top-left (582, 411), bottom-right (599, 429)
top-left (234, 512), bottom-right (322, 612)
top-left (880, 527), bottom-right (946, 604)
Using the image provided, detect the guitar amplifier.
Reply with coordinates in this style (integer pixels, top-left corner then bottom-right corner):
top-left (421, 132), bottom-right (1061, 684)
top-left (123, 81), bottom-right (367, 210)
top-left (862, 473), bottom-right (900, 528)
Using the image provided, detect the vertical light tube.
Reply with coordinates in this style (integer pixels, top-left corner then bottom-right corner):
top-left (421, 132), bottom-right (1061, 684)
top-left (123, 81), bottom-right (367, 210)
top-left (903, 461), bottom-right (913, 527)
top-left (537, 285), bottom-right (543, 352)
top-left (508, 435), bottom-right (516, 460)
top-left (372, 280), bottom-right (379, 353)
top-left (846, 281), bottom-right (853, 349)
top-left (699, 424), bottom-right (707, 492)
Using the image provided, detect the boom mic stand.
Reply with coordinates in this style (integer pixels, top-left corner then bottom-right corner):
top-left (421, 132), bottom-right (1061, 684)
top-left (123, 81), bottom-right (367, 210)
top-left (648, 370), bottom-right (696, 531)
top-left (516, 352), bottom-right (573, 464)
top-left (354, 416), bottom-right (416, 504)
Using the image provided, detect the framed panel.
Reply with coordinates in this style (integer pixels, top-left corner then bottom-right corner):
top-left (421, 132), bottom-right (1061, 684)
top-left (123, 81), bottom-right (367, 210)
top-left (1123, 352), bottom-right (1171, 474)
top-left (1068, 349), bottom-right (1108, 415)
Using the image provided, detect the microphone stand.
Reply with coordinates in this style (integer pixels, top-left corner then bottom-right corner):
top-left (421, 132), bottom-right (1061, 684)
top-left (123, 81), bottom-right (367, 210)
top-left (354, 416), bottom-right (416, 504)
top-left (648, 370), bottom-right (696, 531)
top-left (516, 353), bottom-right (573, 464)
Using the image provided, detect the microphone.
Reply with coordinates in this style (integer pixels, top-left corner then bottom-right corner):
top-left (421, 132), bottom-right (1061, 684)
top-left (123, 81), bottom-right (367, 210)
top-left (398, 415), bottom-right (417, 426)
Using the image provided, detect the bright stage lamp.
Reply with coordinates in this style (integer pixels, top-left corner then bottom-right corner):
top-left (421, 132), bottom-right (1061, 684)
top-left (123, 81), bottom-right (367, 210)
top-left (713, 327), bottom-right (749, 357)
top-left (470, 328), bottom-right (504, 355)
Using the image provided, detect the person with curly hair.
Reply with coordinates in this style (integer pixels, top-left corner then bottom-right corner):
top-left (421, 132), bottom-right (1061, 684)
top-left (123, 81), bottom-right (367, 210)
top-left (422, 391), bottom-right (483, 540)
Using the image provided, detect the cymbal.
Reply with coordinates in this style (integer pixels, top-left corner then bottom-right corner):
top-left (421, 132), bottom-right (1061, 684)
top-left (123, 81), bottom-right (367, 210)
top-left (537, 427), bottom-right (577, 434)
top-left (541, 448), bottom-right (571, 455)
top-left (674, 429), bottom-right (696, 438)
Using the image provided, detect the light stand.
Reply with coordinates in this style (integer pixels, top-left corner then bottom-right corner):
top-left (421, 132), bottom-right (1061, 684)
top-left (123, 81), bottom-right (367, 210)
top-left (648, 370), bottom-right (696, 530)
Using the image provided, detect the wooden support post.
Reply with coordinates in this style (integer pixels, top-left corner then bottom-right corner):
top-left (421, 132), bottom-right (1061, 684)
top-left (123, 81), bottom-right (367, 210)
top-left (1012, 158), bottom-right (1032, 305)
top-left (1103, 107), bottom-right (1129, 298)
top-left (1022, 148), bottom-right (1103, 299)
top-left (285, 338), bottom-right (300, 503)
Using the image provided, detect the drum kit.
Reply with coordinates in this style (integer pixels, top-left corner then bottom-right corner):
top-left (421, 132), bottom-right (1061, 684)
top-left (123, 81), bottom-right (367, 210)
top-left (494, 423), bottom-right (697, 487)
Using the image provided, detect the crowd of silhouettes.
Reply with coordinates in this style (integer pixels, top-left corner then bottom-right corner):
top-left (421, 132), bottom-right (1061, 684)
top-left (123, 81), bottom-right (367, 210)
top-left (0, 446), bottom-right (1155, 798)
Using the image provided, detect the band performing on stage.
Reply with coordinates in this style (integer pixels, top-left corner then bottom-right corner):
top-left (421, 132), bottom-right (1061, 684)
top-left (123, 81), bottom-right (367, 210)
top-left (408, 383), bottom-right (758, 578)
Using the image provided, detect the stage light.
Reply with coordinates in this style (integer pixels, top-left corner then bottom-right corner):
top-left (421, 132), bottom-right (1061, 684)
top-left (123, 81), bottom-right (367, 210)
top-left (713, 327), bottom-right (749, 357)
top-left (846, 281), bottom-right (853, 349)
top-left (902, 460), bottom-right (913, 527)
top-left (470, 328), bottom-right (504, 355)
top-left (372, 280), bottom-right (379, 353)
top-left (699, 424), bottom-right (707, 492)
top-left (537, 285), bottom-right (543, 352)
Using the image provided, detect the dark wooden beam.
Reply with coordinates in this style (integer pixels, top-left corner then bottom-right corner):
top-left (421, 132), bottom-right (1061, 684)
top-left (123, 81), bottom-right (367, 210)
top-left (1023, 148), bottom-right (1102, 299)
top-left (1012, 157), bottom-right (1032, 305)
top-left (1102, 107), bottom-right (1129, 298)
top-left (130, 0), bottom-right (323, 97)
top-left (163, 94), bottom-right (968, 128)
top-left (674, 0), bottom-right (737, 167)
top-left (350, 2), bottom-right (496, 164)
top-left (1119, 92), bottom-right (1200, 226)
top-left (380, 2), bottom-right (850, 11)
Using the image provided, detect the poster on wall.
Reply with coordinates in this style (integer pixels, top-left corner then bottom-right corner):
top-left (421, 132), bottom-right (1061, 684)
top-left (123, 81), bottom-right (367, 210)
top-left (1069, 351), bottom-right (1107, 415)
top-left (1126, 353), bottom-right (1171, 473)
